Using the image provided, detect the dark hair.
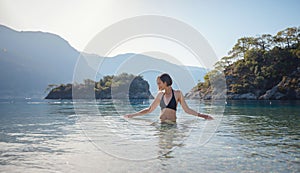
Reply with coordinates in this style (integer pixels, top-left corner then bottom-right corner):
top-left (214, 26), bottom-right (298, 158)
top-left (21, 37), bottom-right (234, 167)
top-left (159, 73), bottom-right (172, 86)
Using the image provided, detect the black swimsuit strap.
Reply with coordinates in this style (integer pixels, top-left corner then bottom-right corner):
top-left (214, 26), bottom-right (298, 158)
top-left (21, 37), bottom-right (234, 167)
top-left (162, 89), bottom-right (174, 101)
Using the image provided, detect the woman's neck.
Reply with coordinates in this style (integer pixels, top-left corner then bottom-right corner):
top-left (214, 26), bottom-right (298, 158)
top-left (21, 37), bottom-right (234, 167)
top-left (164, 87), bottom-right (172, 95)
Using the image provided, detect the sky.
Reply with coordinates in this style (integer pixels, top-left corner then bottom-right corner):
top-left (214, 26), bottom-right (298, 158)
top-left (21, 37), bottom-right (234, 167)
top-left (0, 0), bottom-right (299, 66)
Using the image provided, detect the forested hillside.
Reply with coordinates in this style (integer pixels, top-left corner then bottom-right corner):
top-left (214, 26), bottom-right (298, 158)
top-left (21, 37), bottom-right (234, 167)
top-left (186, 27), bottom-right (300, 100)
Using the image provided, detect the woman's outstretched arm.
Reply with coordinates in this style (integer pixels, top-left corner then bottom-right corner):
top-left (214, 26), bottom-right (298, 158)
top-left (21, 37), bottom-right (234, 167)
top-left (178, 91), bottom-right (213, 120)
top-left (124, 92), bottom-right (162, 118)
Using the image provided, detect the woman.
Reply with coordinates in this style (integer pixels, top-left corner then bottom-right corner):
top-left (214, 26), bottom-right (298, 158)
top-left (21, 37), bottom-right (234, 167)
top-left (124, 73), bottom-right (213, 123)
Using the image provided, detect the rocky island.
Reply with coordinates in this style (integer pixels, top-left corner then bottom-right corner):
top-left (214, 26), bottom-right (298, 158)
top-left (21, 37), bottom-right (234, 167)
top-left (45, 73), bottom-right (153, 99)
top-left (186, 26), bottom-right (300, 100)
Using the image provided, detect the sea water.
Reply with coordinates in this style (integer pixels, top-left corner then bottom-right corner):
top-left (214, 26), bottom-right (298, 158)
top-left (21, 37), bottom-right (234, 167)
top-left (0, 99), bottom-right (299, 172)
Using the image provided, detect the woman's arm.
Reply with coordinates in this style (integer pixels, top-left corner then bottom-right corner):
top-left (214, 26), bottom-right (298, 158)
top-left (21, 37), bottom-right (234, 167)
top-left (124, 92), bottom-right (162, 118)
top-left (178, 91), bottom-right (213, 120)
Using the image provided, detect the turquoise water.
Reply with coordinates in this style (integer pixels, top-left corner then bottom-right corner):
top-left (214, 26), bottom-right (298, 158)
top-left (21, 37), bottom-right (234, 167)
top-left (0, 99), bottom-right (299, 172)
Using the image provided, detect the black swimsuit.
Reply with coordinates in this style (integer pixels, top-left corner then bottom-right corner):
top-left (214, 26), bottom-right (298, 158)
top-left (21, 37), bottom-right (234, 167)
top-left (160, 89), bottom-right (177, 111)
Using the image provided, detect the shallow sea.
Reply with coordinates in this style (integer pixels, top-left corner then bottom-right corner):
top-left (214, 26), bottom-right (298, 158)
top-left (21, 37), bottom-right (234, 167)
top-left (0, 99), bottom-right (299, 172)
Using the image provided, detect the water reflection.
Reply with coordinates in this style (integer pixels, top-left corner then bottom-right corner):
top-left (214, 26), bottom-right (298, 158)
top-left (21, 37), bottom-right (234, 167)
top-left (155, 122), bottom-right (193, 160)
top-left (225, 101), bottom-right (299, 140)
top-left (157, 123), bottom-right (179, 158)
top-left (223, 100), bottom-right (300, 162)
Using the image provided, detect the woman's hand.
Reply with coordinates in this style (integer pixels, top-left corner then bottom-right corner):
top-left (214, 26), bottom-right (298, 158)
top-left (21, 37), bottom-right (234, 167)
top-left (198, 113), bottom-right (214, 120)
top-left (124, 114), bottom-right (134, 118)
top-left (204, 114), bottom-right (214, 120)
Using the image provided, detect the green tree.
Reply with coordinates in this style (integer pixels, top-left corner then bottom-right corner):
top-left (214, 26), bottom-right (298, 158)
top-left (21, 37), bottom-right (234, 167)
top-left (255, 34), bottom-right (273, 51)
top-left (274, 27), bottom-right (298, 48)
top-left (196, 26), bottom-right (300, 98)
top-left (228, 37), bottom-right (253, 59)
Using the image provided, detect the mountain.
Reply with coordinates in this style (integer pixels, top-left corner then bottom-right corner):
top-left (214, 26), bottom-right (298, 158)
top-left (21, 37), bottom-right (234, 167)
top-left (0, 25), bottom-right (207, 99)
top-left (0, 25), bottom-right (79, 98)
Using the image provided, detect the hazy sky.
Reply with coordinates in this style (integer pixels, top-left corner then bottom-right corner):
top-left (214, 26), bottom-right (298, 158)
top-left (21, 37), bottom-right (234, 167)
top-left (0, 0), bottom-right (299, 66)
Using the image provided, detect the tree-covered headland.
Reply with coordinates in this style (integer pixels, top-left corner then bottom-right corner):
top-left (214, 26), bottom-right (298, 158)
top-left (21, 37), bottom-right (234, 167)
top-left (187, 27), bottom-right (300, 100)
top-left (45, 73), bottom-right (153, 99)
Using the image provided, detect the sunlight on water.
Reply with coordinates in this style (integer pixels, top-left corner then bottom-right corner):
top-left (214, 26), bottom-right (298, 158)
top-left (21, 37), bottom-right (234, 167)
top-left (73, 99), bottom-right (223, 161)
top-left (0, 99), bottom-right (299, 172)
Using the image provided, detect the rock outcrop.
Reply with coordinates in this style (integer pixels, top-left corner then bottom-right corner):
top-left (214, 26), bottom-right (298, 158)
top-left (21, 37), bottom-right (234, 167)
top-left (186, 68), bottom-right (300, 100)
top-left (259, 68), bottom-right (300, 100)
top-left (45, 73), bottom-right (154, 99)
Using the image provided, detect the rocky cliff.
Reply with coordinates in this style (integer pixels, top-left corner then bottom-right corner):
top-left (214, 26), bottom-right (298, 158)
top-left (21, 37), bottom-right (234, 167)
top-left (259, 68), bottom-right (300, 100)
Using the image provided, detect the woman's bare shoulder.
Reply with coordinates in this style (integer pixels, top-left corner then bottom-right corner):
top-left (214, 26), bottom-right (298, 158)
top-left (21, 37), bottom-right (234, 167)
top-left (173, 89), bottom-right (183, 99)
top-left (173, 89), bottom-right (182, 94)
